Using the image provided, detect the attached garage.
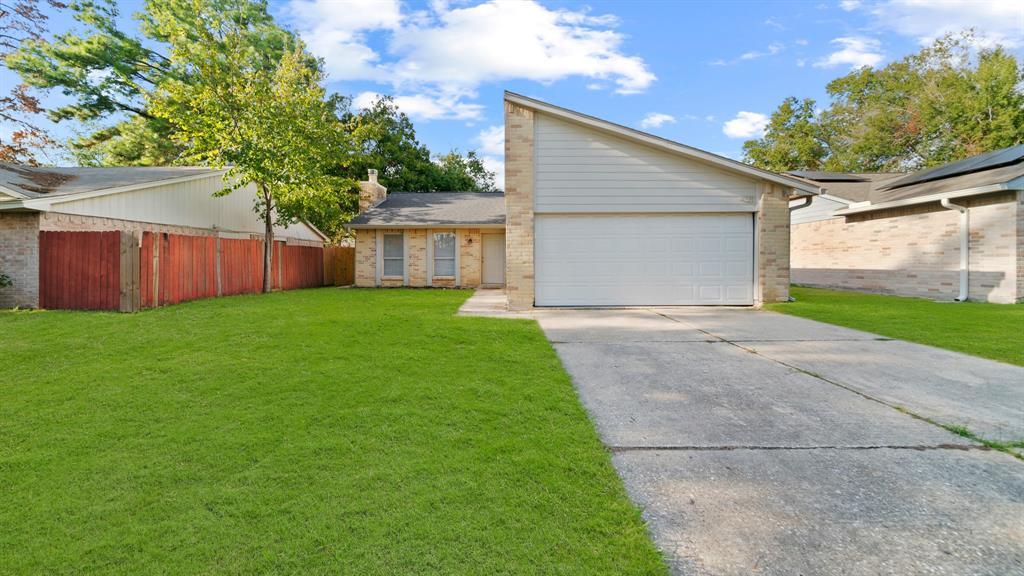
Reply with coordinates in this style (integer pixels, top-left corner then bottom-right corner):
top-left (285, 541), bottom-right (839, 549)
top-left (535, 214), bottom-right (753, 306)
top-left (503, 91), bottom-right (819, 310)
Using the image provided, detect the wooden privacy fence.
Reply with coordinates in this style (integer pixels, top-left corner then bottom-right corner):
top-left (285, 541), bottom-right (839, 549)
top-left (39, 231), bottom-right (139, 311)
top-left (39, 230), bottom-right (326, 311)
top-left (323, 246), bottom-right (355, 286)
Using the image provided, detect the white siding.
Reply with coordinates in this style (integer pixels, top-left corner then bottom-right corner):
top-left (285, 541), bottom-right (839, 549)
top-left (790, 196), bottom-right (847, 225)
top-left (47, 175), bottom-right (321, 241)
top-left (534, 115), bottom-right (758, 213)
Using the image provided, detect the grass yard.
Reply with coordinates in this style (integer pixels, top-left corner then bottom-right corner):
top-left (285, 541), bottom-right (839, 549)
top-left (0, 289), bottom-right (666, 575)
top-left (767, 286), bottom-right (1024, 366)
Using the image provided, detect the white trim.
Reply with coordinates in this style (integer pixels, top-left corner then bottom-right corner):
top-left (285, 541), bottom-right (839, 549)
top-left (0, 184), bottom-right (28, 199)
top-left (455, 230), bottom-right (462, 287)
top-left (505, 91), bottom-right (820, 195)
top-left (834, 183), bottom-right (1014, 215)
top-left (753, 184), bottom-right (762, 305)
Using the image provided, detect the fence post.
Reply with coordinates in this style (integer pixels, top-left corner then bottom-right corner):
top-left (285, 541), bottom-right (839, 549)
top-left (119, 231), bottom-right (140, 312)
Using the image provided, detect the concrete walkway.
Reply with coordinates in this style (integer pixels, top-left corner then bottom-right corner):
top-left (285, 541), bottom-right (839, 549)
top-left (533, 307), bottom-right (1024, 576)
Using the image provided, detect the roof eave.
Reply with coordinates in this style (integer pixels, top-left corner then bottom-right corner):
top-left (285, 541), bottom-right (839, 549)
top-left (834, 181), bottom-right (1018, 216)
top-left (503, 91), bottom-right (821, 195)
top-left (346, 222), bottom-right (507, 230)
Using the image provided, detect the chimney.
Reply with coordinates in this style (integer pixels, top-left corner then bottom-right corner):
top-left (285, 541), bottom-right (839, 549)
top-left (358, 168), bottom-right (387, 213)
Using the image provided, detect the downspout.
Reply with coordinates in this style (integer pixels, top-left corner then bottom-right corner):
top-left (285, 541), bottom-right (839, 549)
top-left (786, 194), bottom-right (815, 301)
top-left (940, 198), bottom-right (969, 302)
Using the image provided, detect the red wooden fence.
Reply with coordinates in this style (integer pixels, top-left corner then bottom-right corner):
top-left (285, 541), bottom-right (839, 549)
top-left (38, 231), bottom-right (122, 311)
top-left (40, 231), bottom-right (323, 311)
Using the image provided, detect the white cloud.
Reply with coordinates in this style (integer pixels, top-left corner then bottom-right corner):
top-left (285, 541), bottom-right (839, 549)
top-left (639, 112), bottom-right (676, 129)
top-left (475, 125), bottom-right (505, 190)
top-left (869, 0), bottom-right (1023, 48)
top-left (353, 90), bottom-right (484, 121)
top-left (794, 38), bottom-right (809, 46)
top-left (711, 42), bottom-right (785, 65)
top-left (285, 0), bottom-right (655, 99)
top-left (814, 36), bottom-right (884, 69)
top-left (476, 125), bottom-right (504, 156)
top-left (764, 17), bottom-right (785, 29)
top-left (722, 111), bottom-right (769, 139)
top-left (839, 0), bottom-right (861, 11)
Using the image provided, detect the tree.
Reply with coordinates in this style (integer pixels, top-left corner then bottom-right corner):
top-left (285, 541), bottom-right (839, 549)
top-left (8, 0), bottom-right (303, 165)
top-left (742, 97), bottom-right (828, 172)
top-left (0, 0), bottom-right (65, 164)
top-left (743, 32), bottom-right (1024, 172)
top-left (340, 95), bottom-right (497, 192)
top-left (151, 23), bottom-right (353, 292)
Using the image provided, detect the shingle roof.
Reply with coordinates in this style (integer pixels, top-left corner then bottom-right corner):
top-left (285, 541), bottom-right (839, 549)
top-left (786, 146), bottom-right (1024, 207)
top-left (347, 192), bottom-right (505, 228)
top-left (0, 164), bottom-right (219, 199)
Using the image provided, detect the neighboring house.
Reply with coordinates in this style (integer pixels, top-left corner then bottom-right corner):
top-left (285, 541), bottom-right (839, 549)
top-left (788, 145), bottom-right (1024, 303)
top-left (0, 164), bottom-right (326, 309)
top-left (350, 92), bottom-right (819, 309)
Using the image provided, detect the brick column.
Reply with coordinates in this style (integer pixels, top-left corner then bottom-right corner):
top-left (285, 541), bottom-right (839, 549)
top-left (1016, 190), bottom-right (1024, 303)
top-left (504, 100), bottom-right (535, 310)
top-left (757, 183), bottom-right (791, 304)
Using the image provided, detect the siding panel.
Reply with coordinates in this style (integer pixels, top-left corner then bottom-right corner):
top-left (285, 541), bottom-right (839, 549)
top-left (535, 115), bottom-right (758, 213)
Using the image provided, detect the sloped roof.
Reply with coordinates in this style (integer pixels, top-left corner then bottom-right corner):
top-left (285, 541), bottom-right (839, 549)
top-left (0, 164), bottom-right (220, 199)
top-left (786, 145), bottom-right (1024, 211)
top-left (347, 192), bottom-right (505, 229)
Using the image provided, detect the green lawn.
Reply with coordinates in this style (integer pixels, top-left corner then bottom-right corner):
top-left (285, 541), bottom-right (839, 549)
top-left (766, 286), bottom-right (1024, 366)
top-left (0, 289), bottom-right (665, 575)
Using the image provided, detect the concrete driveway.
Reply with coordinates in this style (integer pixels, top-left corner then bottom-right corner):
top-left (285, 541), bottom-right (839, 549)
top-left (535, 307), bottom-right (1024, 576)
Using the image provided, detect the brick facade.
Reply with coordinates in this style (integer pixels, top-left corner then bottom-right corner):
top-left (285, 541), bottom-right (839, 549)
top-left (358, 170), bottom-right (387, 213)
top-left (757, 183), bottom-right (791, 304)
top-left (791, 191), bottom-right (1020, 303)
top-left (353, 227), bottom-right (493, 289)
top-left (504, 100), bottom-right (536, 310)
top-left (0, 212), bottom-right (41, 308)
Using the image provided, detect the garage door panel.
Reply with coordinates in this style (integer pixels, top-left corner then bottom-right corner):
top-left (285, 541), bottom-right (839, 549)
top-left (535, 214), bottom-right (754, 306)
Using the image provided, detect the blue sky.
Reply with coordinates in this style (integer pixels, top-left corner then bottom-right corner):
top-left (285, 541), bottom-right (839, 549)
top-left (4, 0), bottom-right (1022, 182)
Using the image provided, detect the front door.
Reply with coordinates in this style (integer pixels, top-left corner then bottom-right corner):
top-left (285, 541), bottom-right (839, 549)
top-left (482, 233), bottom-right (506, 286)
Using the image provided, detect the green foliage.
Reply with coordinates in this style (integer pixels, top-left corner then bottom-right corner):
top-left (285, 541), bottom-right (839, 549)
top-left (0, 272), bottom-right (11, 289)
top-left (742, 97), bottom-right (828, 172)
top-left (7, 0), bottom-right (305, 165)
top-left (0, 289), bottom-right (667, 574)
top-left (341, 96), bottom-right (497, 192)
top-left (150, 11), bottom-right (354, 288)
top-left (744, 32), bottom-right (1024, 172)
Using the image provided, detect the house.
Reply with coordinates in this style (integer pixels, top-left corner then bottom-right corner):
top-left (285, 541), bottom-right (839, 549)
top-left (350, 92), bottom-right (819, 309)
top-left (348, 170), bottom-right (506, 288)
top-left (788, 145), bottom-right (1024, 303)
top-left (0, 164), bottom-right (326, 309)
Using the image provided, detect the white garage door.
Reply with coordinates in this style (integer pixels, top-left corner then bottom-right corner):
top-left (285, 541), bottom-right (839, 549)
top-left (535, 214), bottom-right (754, 306)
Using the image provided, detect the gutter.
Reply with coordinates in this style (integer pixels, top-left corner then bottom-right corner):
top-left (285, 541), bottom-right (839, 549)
top-left (940, 198), bottom-right (969, 302)
top-left (834, 183), bottom-right (1010, 216)
top-left (789, 196), bottom-right (813, 212)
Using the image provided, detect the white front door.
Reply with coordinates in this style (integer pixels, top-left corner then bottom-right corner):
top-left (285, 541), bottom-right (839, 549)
top-left (534, 214), bottom-right (754, 306)
top-left (482, 233), bottom-right (506, 285)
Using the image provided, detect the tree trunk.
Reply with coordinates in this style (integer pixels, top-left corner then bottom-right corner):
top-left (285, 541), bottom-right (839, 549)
top-left (261, 184), bottom-right (274, 294)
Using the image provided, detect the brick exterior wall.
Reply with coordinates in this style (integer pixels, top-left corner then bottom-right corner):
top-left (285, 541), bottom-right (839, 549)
top-left (460, 229), bottom-right (482, 286)
top-left (1018, 191), bottom-right (1024, 302)
top-left (757, 183), bottom-right (791, 303)
top-left (352, 227), bottom-right (492, 288)
top-left (0, 212), bottom-right (41, 308)
top-left (504, 100), bottom-right (536, 310)
top-left (354, 229), bottom-right (377, 287)
top-left (791, 191), bottom-right (1019, 303)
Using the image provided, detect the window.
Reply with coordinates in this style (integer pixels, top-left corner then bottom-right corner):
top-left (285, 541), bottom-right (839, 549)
top-left (382, 233), bottom-right (404, 277)
top-left (433, 233), bottom-right (456, 277)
